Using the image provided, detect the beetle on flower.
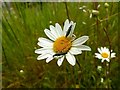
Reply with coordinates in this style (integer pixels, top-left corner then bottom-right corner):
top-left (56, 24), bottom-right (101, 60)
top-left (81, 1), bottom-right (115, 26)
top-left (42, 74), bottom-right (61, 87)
top-left (35, 19), bottom-right (91, 66)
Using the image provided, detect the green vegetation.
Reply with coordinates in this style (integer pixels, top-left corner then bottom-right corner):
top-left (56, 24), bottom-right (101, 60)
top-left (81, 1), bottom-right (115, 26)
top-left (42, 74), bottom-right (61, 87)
top-left (2, 2), bottom-right (119, 88)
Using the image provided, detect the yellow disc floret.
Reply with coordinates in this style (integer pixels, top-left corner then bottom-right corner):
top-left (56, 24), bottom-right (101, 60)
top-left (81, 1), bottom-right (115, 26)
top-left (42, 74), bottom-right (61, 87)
top-left (101, 52), bottom-right (109, 58)
top-left (53, 36), bottom-right (72, 53)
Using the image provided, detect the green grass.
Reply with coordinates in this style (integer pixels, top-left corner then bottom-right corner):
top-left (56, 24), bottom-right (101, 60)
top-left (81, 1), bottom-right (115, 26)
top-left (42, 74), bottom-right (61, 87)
top-left (2, 2), bottom-right (119, 88)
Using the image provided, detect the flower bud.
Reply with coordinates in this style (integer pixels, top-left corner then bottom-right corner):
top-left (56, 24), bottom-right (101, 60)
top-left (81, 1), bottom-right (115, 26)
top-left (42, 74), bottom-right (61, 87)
top-left (101, 78), bottom-right (104, 83)
top-left (92, 10), bottom-right (99, 16)
top-left (104, 3), bottom-right (109, 8)
top-left (97, 4), bottom-right (101, 9)
top-left (97, 66), bottom-right (102, 71)
top-left (20, 70), bottom-right (24, 73)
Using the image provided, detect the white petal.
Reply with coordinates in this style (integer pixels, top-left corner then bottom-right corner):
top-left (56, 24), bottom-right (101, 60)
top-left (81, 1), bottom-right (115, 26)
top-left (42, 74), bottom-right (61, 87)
top-left (103, 47), bottom-right (109, 52)
top-left (44, 29), bottom-right (56, 41)
top-left (69, 47), bottom-right (82, 55)
top-left (63, 20), bottom-right (76, 38)
top-left (101, 47), bottom-right (105, 52)
top-left (82, 22), bottom-right (86, 25)
top-left (46, 56), bottom-right (54, 63)
top-left (95, 53), bottom-right (102, 59)
top-left (57, 56), bottom-right (65, 66)
top-left (104, 47), bottom-right (107, 50)
top-left (111, 50), bottom-right (113, 52)
top-left (63, 19), bottom-right (70, 35)
top-left (37, 37), bottom-right (53, 48)
top-left (79, 7), bottom-right (83, 9)
top-left (75, 45), bottom-right (91, 51)
top-left (106, 48), bottom-right (110, 53)
top-left (37, 53), bottom-right (51, 60)
top-left (97, 4), bottom-right (101, 9)
top-left (72, 36), bottom-right (89, 46)
top-left (105, 58), bottom-right (110, 62)
top-left (111, 53), bottom-right (116, 58)
top-left (38, 37), bottom-right (53, 43)
top-left (55, 23), bottom-right (63, 36)
top-left (35, 48), bottom-right (53, 54)
top-left (50, 25), bottom-right (58, 39)
top-left (90, 13), bottom-right (92, 18)
top-left (63, 20), bottom-right (75, 37)
top-left (101, 59), bottom-right (105, 63)
top-left (83, 9), bottom-right (87, 12)
top-left (66, 52), bottom-right (76, 66)
top-left (98, 48), bottom-right (102, 54)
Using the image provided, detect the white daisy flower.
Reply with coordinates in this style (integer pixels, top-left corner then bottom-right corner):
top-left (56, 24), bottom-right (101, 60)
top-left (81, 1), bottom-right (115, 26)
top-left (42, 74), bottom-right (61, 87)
top-left (35, 19), bottom-right (91, 66)
top-left (95, 47), bottom-right (116, 63)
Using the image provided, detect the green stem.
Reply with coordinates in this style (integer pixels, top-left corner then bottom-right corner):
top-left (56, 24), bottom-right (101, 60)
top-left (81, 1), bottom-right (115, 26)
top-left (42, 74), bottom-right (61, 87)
top-left (64, 2), bottom-right (70, 20)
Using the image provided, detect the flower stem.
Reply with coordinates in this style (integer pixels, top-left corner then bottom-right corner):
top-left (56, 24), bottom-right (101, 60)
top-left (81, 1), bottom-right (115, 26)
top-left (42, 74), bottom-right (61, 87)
top-left (103, 6), bottom-right (111, 89)
top-left (64, 2), bottom-right (70, 20)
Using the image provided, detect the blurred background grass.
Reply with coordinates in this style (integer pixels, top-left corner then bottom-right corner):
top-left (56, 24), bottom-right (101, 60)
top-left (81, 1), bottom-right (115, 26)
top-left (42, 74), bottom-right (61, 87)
top-left (2, 2), bottom-right (119, 88)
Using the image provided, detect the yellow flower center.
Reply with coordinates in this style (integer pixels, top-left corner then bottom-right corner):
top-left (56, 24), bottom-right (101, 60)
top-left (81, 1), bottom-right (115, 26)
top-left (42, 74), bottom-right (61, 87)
top-left (53, 36), bottom-right (72, 53)
top-left (101, 52), bottom-right (109, 58)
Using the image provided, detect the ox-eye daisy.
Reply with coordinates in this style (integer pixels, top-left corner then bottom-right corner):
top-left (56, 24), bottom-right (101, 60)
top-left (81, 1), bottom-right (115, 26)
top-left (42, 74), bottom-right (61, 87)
top-left (35, 19), bottom-right (91, 66)
top-left (95, 47), bottom-right (116, 63)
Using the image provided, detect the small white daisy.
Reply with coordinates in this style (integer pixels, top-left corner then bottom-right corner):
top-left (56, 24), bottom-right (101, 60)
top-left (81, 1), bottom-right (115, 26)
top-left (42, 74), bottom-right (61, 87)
top-left (35, 19), bottom-right (91, 66)
top-left (95, 47), bottom-right (116, 63)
